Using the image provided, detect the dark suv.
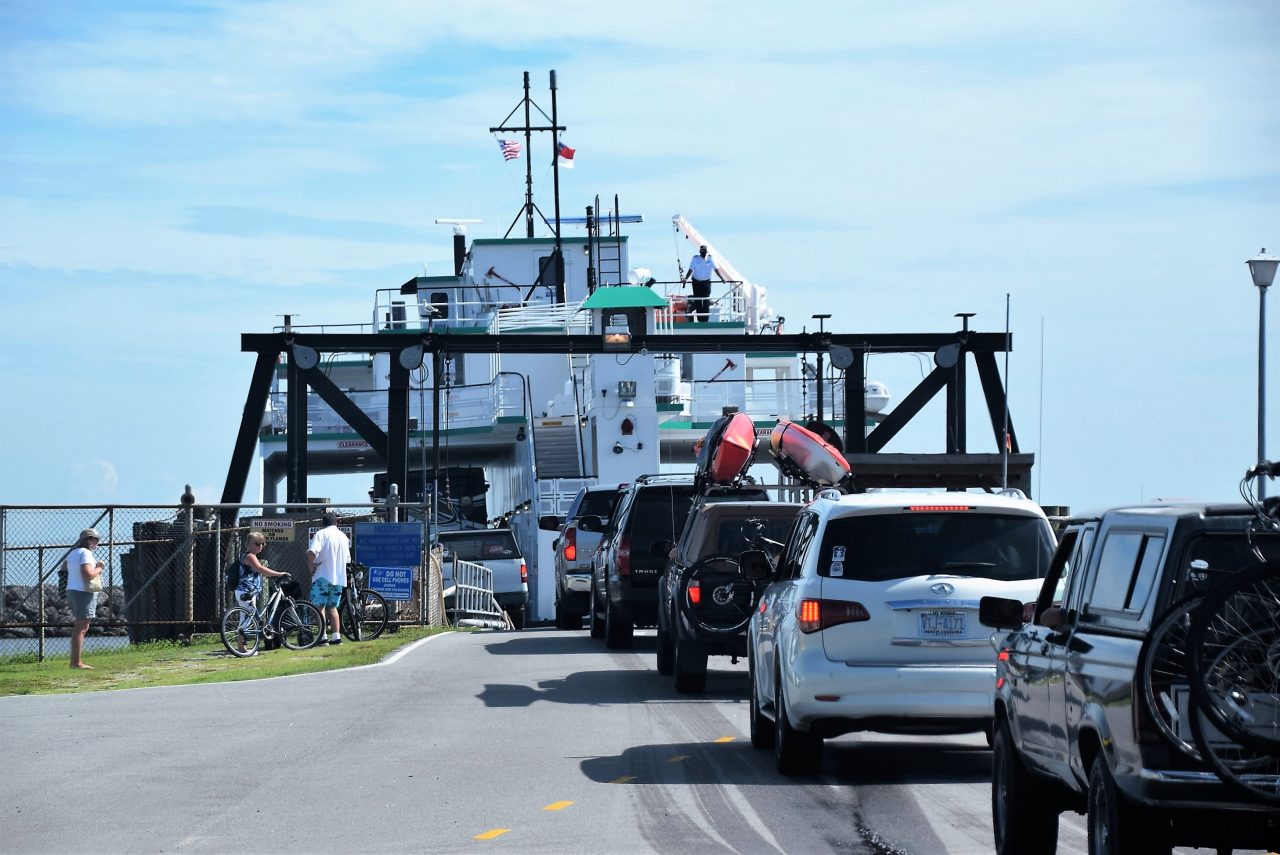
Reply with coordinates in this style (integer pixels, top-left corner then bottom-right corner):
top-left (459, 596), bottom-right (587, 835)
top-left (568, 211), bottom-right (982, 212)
top-left (980, 503), bottom-right (1280, 855)
top-left (656, 496), bottom-right (800, 693)
top-left (579, 476), bottom-right (699, 649)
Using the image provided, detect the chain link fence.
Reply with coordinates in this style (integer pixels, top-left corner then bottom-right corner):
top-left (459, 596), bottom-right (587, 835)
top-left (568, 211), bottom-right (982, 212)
top-left (1, 501), bottom-right (445, 662)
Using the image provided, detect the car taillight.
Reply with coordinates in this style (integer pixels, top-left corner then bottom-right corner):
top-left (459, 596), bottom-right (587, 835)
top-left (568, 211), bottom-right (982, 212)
top-left (797, 598), bottom-right (870, 633)
top-left (520, 562), bottom-right (528, 584)
top-left (563, 526), bottom-right (577, 562)
top-left (687, 580), bottom-right (701, 606)
top-left (617, 534), bottom-right (631, 576)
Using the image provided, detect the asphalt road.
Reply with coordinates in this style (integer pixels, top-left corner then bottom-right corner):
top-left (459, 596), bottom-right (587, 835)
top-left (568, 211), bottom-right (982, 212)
top-left (0, 628), bottom-right (1260, 854)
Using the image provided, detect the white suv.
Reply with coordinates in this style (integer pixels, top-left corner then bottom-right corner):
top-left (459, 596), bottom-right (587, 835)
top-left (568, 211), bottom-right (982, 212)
top-left (745, 489), bottom-right (1056, 774)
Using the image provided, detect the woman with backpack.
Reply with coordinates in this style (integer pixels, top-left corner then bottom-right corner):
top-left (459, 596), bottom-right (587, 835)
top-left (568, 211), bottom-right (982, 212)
top-left (231, 531), bottom-right (292, 655)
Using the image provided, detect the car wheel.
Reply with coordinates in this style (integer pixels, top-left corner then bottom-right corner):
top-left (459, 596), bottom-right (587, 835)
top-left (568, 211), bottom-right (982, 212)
top-left (588, 582), bottom-right (605, 639)
top-left (991, 719), bottom-right (1059, 855)
top-left (505, 606), bottom-right (525, 631)
top-left (673, 639), bottom-right (707, 694)
top-left (1087, 755), bottom-right (1171, 855)
top-left (656, 624), bottom-right (674, 675)
top-left (748, 652), bottom-right (773, 749)
top-left (555, 600), bottom-right (581, 630)
top-left (604, 595), bottom-right (633, 649)
top-left (774, 671), bottom-right (822, 775)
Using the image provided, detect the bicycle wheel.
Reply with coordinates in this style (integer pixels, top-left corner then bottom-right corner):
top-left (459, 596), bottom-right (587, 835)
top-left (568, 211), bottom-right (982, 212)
top-left (341, 594), bottom-right (362, 642)
top-left (277, 600), bottom-right (325, 650)
top-left (1188, 562), bottom-right (1280, 754)
top-left (1140, 596), bottom-right (1204, 760)
top-left (1189, 701), bottom-right (1280, 806)
top-left (220, 607), bottom-right (261, 657)
top-left (677, 554), bottom-right (756, 638)
top-left (354, 589), bottom-right (389, 640)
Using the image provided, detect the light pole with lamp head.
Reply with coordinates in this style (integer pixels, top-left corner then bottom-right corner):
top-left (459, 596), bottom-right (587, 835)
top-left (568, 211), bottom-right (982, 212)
top-left (1247, 248), bottom-right (1277, 498)
top-left (813, 313), bottom-right (831, 422)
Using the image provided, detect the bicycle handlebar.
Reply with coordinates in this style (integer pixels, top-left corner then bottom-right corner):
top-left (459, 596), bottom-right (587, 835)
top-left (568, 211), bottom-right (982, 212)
top-left (1246, 460), bottom-right (1280, 479)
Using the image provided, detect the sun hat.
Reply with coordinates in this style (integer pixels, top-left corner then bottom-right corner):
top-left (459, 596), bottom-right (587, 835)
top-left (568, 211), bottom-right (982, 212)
top-left (79, 528), bottom-right (101, 542)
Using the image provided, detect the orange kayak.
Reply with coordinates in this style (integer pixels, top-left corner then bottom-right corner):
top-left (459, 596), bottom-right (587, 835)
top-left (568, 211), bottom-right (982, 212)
top-left (769, 419), bottom-right (851, 486)
top-left (707, 412), bottom-right (756, 484)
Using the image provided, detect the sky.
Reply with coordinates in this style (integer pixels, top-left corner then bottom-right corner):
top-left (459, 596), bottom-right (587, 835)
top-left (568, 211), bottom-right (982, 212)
top-left (1, 0), bottom-right (1277, 513)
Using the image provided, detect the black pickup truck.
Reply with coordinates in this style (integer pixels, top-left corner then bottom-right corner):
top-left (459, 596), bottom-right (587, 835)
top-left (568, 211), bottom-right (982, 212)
top-left (980, 502), bottom-right (1280, 855)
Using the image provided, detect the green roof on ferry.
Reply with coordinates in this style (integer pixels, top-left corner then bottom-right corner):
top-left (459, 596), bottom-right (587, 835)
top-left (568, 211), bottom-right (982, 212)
top-left (581, 287), bottom-right (669, 309)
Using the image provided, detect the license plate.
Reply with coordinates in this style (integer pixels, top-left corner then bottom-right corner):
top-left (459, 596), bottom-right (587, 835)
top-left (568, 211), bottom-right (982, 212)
top-left (920, 610), bottom-right (967, 637)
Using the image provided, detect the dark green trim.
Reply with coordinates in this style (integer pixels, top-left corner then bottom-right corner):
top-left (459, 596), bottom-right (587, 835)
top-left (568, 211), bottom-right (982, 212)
top-left (656, 403), bottom-right (684, 412)
top-left (495, 415), bottom-right (528, 424)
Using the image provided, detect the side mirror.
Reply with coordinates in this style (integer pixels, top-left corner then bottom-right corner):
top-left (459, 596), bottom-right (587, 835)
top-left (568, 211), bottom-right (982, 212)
top-left (739, 549), bottom-right (774, 581)
top-left (551, 538), bottom-right (560, 551)
top-left (537, 515), bottom-right (562, 532)
top-left (979, 596), bottom-right (1025, 630)
top-left (576, 515), bottom-right (603, 533)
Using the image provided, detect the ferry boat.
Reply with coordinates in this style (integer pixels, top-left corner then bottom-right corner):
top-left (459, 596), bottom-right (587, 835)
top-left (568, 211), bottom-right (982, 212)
top-left (231, 73), bottom-right (1030, 623)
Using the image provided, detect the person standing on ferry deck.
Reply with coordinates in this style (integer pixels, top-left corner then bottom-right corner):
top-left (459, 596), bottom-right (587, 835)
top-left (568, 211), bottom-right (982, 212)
top-left (66, 528), bottom-right (105, 669)
top-left (681, 245), bottom-right (722, 323)
top-left (307, 510), bottom-right (351, 645)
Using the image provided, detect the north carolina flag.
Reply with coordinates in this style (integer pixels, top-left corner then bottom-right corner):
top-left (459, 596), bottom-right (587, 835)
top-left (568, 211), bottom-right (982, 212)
top-left (557, 141), bottom-right (575, 169)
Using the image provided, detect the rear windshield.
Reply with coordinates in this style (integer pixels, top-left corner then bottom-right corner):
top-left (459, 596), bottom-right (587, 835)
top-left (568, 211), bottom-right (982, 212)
top-left (818, 511), bottom-right (1055, 582)
top-left (631, 487), bottom-right (697, 546)
top-left (437, 530), bottom-right (521, 561)
top-left (576, 489), bottom-right (621, 520)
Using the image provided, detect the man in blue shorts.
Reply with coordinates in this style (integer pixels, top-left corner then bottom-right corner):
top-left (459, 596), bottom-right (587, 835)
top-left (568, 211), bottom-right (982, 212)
top-left (307, 509), bottom-right (351, 645)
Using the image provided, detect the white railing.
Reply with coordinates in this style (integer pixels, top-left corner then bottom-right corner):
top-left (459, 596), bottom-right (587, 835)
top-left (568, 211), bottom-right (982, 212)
top-left (269, 375), bottom-right (527, 435)
top-left (494, 300), bottom-right (590, 333)
top-left (536, 478), bottom-right (599, 518)
top-left (445, 558), bottom-right (507, 629)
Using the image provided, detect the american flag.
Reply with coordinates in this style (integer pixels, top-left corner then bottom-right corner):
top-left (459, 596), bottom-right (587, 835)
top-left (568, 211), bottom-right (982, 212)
top-left (498, 138), bottom-right (521, 161)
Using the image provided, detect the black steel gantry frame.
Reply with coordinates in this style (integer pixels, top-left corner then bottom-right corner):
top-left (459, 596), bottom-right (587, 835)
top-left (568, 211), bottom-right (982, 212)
top-left (222, 328), bottom-right (1031, 511)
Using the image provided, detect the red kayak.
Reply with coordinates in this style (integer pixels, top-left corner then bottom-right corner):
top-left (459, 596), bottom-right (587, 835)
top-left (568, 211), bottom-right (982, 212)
top-left (769, 420), bottom-right (850, 486)
top-left (707, 412), bottom-right (756, 484)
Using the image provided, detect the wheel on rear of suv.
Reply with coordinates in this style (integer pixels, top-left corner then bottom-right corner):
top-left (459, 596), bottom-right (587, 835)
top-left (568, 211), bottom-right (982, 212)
top-left (656, 623), bottom-right (674, 675)
top-left (589, 582), bottom-right (605, 639)
top-left (774, 671), bottom-right (822, 775)
top-left (505, 606), bottom-right (525, 630)
top-left (604, 595), bottom-right (633, 649)
top-left (555, 600), bottom-right (582, 631)
top-left (748, 652), bottom-right (773, 749)
top-left (1087, 755), bottom-right (1171, 855)
top-left (991, 719), bottom-right (1059, 855)
top-left (672, 638), bottom-right (707, 694)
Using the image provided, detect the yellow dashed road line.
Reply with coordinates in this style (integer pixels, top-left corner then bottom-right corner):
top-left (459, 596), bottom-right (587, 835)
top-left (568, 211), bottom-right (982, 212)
top-left (473, 828), bottom-right (509, 840)
top-left (714, 736), bottom-right (735, 743)
top-left (543, 800), bottom-right (574, 811)
top-left (610, 775), bottom-right (636, 784)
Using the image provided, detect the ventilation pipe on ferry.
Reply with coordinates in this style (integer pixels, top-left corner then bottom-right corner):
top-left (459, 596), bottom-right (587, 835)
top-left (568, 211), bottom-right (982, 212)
top-left (453, 234), bottom-right (466, 276)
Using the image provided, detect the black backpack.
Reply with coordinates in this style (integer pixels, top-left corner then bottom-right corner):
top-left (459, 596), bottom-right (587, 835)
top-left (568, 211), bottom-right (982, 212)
top-left (224, 557), bottom-right (244, 589)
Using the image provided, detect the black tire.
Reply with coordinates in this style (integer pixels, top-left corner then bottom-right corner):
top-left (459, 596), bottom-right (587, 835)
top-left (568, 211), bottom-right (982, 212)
top-left (506, 606), bottom-right (526, 630)
top-left (1188, 562), bottom-right (1280, 754)
top-left (1087, 755), bottom-right (1171, 855)
top-left (678, 553), bottom-right (757, 638)
top-left (673, 639), bottom-right (707, 694)
top-left (220, 607), bottom-right (261, 658)
top-left (589, 583), bottom-right (605, 639)
top-left (555, 601), bottom-right (582, 631)
top-left (774, 671), bottom-right (822, 775)
top-left (1140, 597), bottom-right (1205, 759)
top-left (656, 624), bottom-right (674, 676)
top-left (604, 595), bottom-right (633, 650)
top-left (341, 595), bottom-right (362, 642)
top-left (748, 653), bottom-right (773, 750)
top-left (278, 601), bottom-right (324, 650)
top-left (991, 719), bottom-right (1059, 855)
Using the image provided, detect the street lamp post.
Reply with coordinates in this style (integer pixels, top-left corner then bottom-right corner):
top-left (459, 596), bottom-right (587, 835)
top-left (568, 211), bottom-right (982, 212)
top-left (1247, 249), bottom-right (1278, 499)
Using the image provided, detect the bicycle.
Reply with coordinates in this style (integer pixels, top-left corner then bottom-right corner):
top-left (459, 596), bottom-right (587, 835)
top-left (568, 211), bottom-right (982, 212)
top-left (220, 577), bottom-right (325, 657)
top-left (1139, 461), bottom-right (1280, 804)
top-left (334, 563), bottom-right (389, 642)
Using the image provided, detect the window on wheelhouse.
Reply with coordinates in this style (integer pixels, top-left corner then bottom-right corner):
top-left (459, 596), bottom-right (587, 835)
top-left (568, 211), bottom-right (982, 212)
top-left (817, 512), bottom-right (1055, 582)
top-left (429, 292), bottom-right (450, 320)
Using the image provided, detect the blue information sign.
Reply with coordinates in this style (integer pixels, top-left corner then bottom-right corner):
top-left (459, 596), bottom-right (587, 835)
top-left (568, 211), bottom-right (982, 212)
top-left (368, 566), bottom-right (413, 600)
top-left (354, 522), bottom-right (423, 568)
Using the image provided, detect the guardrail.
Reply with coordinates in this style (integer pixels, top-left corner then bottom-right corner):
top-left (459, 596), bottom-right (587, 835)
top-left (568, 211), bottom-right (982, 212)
top-left (446, 558), bottom-right (509, 629)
